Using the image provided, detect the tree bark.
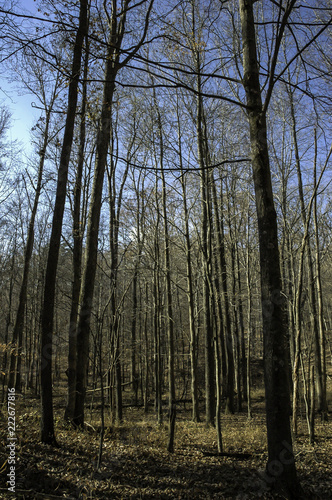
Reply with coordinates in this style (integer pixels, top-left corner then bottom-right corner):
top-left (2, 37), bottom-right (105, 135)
top-left (74, 0), bottom-right (153, 428)
top-left (176, 94), bottom-right (200, 422)
top-left (313, 131), bottom-right (328, 421)
top-left (239, 0), bottom-right (302, 495)
top-left (160, 124), bottom-right (176, 454)
top-left (289, 91), bottom-right (325, 417)
top-left (40, 0), bottom-right (88, 444)
top-left (65, 32), bottom-right (89, 422)
top-left (9, 89), bottom-right (57, 393)
top-left (73, 1), bottom-right (126, 426)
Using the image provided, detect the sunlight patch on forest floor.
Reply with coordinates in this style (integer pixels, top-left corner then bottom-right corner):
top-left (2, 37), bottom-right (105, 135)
top-left (1, 397), bottom-right (331, 499)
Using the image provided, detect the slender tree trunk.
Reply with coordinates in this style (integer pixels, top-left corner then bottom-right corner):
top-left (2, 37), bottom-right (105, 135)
top-left (309, 365), bottom-right (315, 444)
top-left (131, 262), bottom-right (139, 405)
top-left (152, 91), bottom-right (176, 451)
top-left (219, 179), bottom-right (234, 415)
top-left (114, 320), bottom-right (122, 422)
top-left (161, 159), bottom-right (176, 453)
top-left (40, 0), bottom-right (88, 444)
top-left (313, 132), bottom-right (328, 421)
top-left (74, 0), bottom-right (153, 427)
top-left (3, 244), bottom-right (16, 399)
top-left (196, 92), bottom-right (215, 425)
top-left (73, 1), bottom-right (127, 425)
top-left (65, 33), bottom-right (89, 422)
top-left (229, 232), bottom-right (242, 412)
top-left (239, 1), bottom-right (302, 495)
top-left (235, 241), bottom-right (246, 406)
top-left (210, 173), bottom-right (228, 403)
top-left (143, 283), bottom-right (149, 413)
top-left (176, 96), bottom-right (200, 422)
top-left (97, 327), bottom-right (105, 469)
top-left (246, 207), bottom-right (253, 420)
top-left (153, 170), bottom-right (163, 424)
top-left (289, 92), bottom-right (324, 416)
top-left (292, 234), bottom-right (307, 436)
top-left (214, 295), bottom-right (223, 453)
top-left (9, 106), bottom-right (52, 392)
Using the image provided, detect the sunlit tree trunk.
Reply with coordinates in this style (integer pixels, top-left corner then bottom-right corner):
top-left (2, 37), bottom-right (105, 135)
top-left (289, 90), bottom-right (325, 418)
top-left (176, 94), bottom-right (200, 422)
top-left (313, 131), bottom-right (328, 421)
top-left (151, 162), bottom-right (163, 424)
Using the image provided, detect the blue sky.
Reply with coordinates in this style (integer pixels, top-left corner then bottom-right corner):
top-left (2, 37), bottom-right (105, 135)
top-left (0, 0), bottom-right (41, 154)
top-left (0, 83), bottom-right (38, 153)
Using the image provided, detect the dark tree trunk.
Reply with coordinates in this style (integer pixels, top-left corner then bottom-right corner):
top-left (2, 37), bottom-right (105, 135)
top-left (40, 0), bottom-right (88, 444)
top-left (65, 32), bottom-right (89, 422)
top-left (159, 123), bottom-right (176, 453)
top-left (73, 0), bottom-right (153, 428)
top-left (239, 0), bottom-right (303, 496)
top-left (73, 1), bottom-right (125, 424)
top-left (196, 91), bottom-right (215, 426)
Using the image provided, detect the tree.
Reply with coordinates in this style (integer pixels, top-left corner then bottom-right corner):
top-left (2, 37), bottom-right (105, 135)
top-left (175, 92), bottom-right (200, 422)
top-left (64, 27), bottom-right (90, 422)
top-left (151, 88), bottom-right (176, 452)
top-left (7, 53), bottom-right (62, 393)
top-left (239, 0), bottom-right (303, 495)
top-left (40, 0), bottom-right (89, 444)
top-left (74, 0), bottom-right (154, 428)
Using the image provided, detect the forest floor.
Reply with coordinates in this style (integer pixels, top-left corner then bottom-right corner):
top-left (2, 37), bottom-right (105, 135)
top-left (1, 383), bottom-right (332, 499)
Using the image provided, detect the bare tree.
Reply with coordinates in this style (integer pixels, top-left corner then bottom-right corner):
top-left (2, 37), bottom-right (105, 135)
top-left (239, 0), bottom-right (302, 495)
top-left (40, 0), bottom-right (89, 444)
top-left (74, 0), bottom-right (154, 428)
top-left (7, 54), bottom-right (62, 393)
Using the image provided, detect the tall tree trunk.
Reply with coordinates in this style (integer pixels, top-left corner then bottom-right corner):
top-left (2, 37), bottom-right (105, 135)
top-left (189, 9), bottom-right (215, 423)
top-left (74, 0), bottom-right (153, 428)
top-left (236, 241), bottom-right (246, 404)
top-left (3, 241), bottom-right (16, 400)
top-left (151, 89), bottom-right (176, 449)
top-left (152, 168), bottom-right (163, 424)
top-left (196, 87), bottom-right (215, 425)
top-left (65, 32), bottom-right (89, 422)
top-left (176, 95), bottom-right (200, 422)
top-left (218, 177), bottom-right (234, 415)
top-left (73, 3), bottom-right (125, 426)
top-left (228, 208), bottom-right (242, 412)
top-left (239, 1), bottom-right (302, 495)
top-left (313, 131), bottom-right (328, 420)
top-left (9, 103), bottom-right (53, 392)
top-left (210, 173), bottom-right (228, 403)
top-left (246, 217), bottom-right (252, 420)
top-left (160, 129), bottom-right (176, 454)
top-left (289, 91), bottom-right (324, 417)
top-left (40, 0), bottom-right (88, 444)
top-left (131, 262), bottom-right (139, 405)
